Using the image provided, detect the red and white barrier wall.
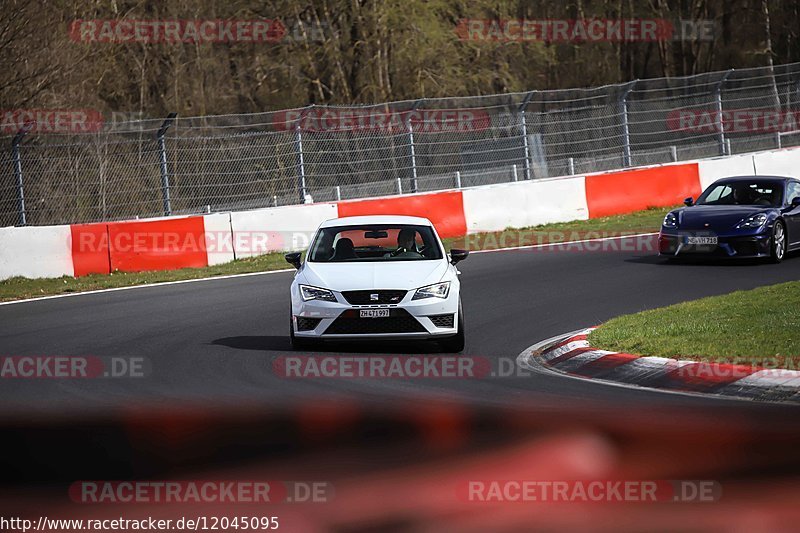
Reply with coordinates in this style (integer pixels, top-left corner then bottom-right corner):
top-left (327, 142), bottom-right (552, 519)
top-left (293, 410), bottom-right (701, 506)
top-left (462, 176), bottom-right (588, 233)
top-left (697, 154), bottom-right (756, 190)
top-left (1, 146), bottom-right (799, 281)
top-left (0, 225), bottom-right (74, 279)
top-left (229, 203), bottom-right (339, 258)
top-left (584, 163), bottom-right (702, 218)
top-left (69, 215), bottom-right (230, 277)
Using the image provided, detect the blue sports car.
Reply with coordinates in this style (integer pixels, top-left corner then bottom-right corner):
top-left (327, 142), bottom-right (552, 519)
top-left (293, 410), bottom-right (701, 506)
top-left (659, 175), bottom-right (800, 262)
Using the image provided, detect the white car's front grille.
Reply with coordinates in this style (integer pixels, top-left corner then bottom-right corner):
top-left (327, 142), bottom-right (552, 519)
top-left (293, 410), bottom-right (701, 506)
top-left (341, 290), bottom-right (407, 305)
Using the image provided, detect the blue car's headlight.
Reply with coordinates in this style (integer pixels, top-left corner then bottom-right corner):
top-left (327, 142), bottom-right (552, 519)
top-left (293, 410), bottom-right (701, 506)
top-left (412, 282), bottom-right (450, 300)
top-left (662, 212), bottom-right (678, 228)
top-left (735, 213), bottom-right (768, 229)
top-left (300, 285), bottom-right (336, 302)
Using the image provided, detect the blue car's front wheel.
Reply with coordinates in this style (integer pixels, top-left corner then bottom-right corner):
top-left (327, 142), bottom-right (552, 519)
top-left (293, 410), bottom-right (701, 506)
top-left (770, 220), bottom-right (786, 263)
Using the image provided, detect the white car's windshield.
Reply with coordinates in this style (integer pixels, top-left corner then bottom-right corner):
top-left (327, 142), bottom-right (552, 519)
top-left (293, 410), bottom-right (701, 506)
top-left (308, 224), bottom-right (443, 262)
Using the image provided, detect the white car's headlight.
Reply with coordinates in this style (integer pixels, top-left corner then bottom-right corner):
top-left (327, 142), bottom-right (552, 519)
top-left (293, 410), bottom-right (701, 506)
top-left (662, 212), bottom-right (678, 228)
top-left (299, 285), bottom-right (336, 302)
top-left (735, 213), bottom-right (768, 229)
top-left (412, 282), bottom-right (450, 300)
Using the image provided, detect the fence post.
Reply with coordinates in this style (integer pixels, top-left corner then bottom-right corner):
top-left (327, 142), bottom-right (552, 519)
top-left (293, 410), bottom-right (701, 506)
top-left (406, 100), bottom-right (423, 193)
top-left (714, 69), bottom-right (733, 156)
top-left (455, 170), bottom-right (462, 188)
top-left (295, 125), bottom-right (307, 203)
top-left (293, 106), bottom-right (313, 204)
top-left (156, 112), bottom-right (177, 216)
top-left (620, 80), bottom-right (638, 167)
top-left (519, 92), bottom-right (535, 180)
top-left (670, 145), bottom-right (678, 162)
top-left (794, 76), bottom-right (800, 116)
top-left (568, 157), bottom-right (575, 175)
top-left (512, 164), bottom-right (518, 182)
top-left (11, 124), bottom-right (32, 226)
top-left (335, 185), bottom-right (342, 201)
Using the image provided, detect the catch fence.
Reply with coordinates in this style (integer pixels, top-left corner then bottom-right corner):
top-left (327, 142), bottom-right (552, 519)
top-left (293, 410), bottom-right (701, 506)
top-left (4, 62), bottom-right (800, 226)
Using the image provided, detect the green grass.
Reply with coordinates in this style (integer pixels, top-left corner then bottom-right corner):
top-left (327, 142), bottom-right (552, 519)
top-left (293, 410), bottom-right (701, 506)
top-left (0, 253), bottom-right (288, 302)
top-left (589, 281), bottom-right (800, 366)
top-left (445, 206), bottom-right (669, 250)
top-left (0, 206), bottom-right (670, 302)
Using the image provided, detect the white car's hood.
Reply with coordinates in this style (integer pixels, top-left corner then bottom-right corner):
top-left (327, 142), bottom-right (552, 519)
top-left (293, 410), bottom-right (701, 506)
top-left (300, 260), bottom-right (449, 291)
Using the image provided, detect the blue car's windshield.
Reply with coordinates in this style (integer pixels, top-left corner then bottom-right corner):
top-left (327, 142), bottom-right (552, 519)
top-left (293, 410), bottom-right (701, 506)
top-left (308, 224), bottom-right (443, 262)
top-left (697, 181), bottom-right (783, 207)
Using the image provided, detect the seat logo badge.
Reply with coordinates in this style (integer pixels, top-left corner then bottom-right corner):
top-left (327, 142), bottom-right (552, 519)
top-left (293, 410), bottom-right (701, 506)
top-left (370, 293), bottom-right (379, 301)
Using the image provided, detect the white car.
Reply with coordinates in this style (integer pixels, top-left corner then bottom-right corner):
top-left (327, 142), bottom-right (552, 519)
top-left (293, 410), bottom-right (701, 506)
top-left (285, 215), bottom-right (468, 352)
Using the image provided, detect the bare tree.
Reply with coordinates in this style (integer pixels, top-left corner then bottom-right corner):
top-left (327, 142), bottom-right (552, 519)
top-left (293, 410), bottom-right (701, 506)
top-left (761, 0), bottom-right (782, 109)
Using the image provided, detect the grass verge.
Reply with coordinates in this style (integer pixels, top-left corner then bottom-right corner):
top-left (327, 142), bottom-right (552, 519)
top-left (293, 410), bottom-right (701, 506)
top-left (445, 206), bottom-right (668, 250)
top-left (589, 281), bottom-right (800, 366)
top-left (0, 206), bottom-right (670, 302)
top-left (0, 254), bottom-right (289, 302)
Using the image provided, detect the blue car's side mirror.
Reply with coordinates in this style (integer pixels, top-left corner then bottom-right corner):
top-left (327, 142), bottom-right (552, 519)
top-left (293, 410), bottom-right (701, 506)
top-left (791, 197), bottom-right (800, 208)
top-left (683, 197), bottom-right (694, 207)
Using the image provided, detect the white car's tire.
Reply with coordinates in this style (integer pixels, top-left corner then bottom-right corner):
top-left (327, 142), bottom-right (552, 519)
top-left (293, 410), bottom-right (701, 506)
top-left (438, 301), bottom-right (465, 353)
top-left (289, 314), bottom-right (317, 351)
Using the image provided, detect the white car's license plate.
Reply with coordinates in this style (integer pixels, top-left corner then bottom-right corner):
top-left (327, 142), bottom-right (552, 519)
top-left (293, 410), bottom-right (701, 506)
top-left (360, 309), bottom-right (390, 318)
top-left (686, 236), bottom-right (718, 245)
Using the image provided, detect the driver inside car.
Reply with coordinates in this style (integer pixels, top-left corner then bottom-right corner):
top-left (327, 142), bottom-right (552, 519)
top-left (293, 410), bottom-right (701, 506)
top-left (385, 228), bottom-right (423, 258)
top-left (732, 185), bottom-right (756, 205)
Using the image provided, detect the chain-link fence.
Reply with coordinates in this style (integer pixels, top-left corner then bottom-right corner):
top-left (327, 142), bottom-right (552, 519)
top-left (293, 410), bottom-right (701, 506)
top-left (4, 62), bottom-right (800, 227)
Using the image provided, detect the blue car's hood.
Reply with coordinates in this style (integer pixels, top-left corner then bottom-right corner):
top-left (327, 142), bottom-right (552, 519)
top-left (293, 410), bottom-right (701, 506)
top-left (677, 205), bottom-right (772, 231)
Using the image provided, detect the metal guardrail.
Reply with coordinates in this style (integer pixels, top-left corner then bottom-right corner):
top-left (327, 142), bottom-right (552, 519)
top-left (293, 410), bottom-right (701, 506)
top-left (3, 62), bottom-right (800, 226)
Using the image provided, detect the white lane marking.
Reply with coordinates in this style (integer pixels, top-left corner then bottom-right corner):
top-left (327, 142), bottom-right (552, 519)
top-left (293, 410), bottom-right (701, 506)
top-left (0, 268), bottom-right (296, 307)
top-left (0, 232), bottom-right (658, 307)
top-left (470, 232), bottom-right (658, 254)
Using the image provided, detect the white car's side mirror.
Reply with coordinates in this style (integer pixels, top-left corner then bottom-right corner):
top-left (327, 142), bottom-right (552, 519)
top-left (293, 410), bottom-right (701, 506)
top-left (450, 249), bottom-right (469, 265)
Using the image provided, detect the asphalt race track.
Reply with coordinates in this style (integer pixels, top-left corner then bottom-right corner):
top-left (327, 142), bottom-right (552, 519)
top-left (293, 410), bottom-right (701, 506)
top-left (2, 235), bottom-right (800, 418)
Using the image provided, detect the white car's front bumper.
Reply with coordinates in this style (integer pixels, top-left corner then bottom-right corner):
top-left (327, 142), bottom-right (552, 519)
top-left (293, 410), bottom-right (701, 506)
top-left (290, 286), bottom-right (460, 340)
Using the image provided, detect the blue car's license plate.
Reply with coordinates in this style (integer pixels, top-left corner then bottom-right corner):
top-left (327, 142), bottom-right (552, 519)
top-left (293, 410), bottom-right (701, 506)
top-left (685, 236), bottom-right (718, 245)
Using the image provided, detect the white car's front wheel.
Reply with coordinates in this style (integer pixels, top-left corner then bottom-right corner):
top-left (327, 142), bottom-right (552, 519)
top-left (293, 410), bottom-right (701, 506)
top-left (290, 313), bottom-right (317, 351)
top-left (438, 300), bottom-right (465, 353)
